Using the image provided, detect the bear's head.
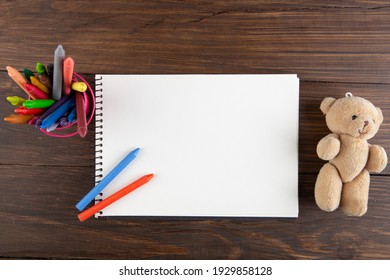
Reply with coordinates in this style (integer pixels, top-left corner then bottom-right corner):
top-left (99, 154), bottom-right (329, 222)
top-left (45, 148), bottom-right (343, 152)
top-left (320, 92), bottom-right (383, 140)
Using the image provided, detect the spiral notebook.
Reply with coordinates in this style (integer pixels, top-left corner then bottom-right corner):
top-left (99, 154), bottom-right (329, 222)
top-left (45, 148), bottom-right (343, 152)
top-left (94, 74), bottom-right (299, 218)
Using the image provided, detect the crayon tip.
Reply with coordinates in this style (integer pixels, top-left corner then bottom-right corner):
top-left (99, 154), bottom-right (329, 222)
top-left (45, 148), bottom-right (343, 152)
top-left (36, 62), bottom-right (46, 74)
top-left (55, 44), bottom-right (65, 55)
top-left (79, 127), bottom-right (88, 138)
top-left (6, 96), bottom-right (17, 105)
top-left (143, 174), bottom-right (155, 182)
top-left (132, 148), bottom-right (141, 156)
top-left (6, 66), bottom-right (15, 76)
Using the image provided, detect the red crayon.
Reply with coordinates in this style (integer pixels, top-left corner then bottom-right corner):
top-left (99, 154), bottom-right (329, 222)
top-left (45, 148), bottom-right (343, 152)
top-left (75, 92), bottom-right (87, 138)
top-left (14, 107), bottom-right (46, 116)
top-left (25, 83), bottom-right (49, 99)
top-left (78, 174), bottom-right (154, 222)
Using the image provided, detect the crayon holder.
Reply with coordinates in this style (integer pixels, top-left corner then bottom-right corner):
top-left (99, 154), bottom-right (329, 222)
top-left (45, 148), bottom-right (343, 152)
top-left (39, 72), bottom-right (95, 138)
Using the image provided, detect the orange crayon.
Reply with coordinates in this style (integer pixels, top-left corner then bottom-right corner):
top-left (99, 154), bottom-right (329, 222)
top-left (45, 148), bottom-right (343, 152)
top-left (63, 57), bottom-right (74, 95)
top-left (78, 174), bottom-right (154, 222)
top-left (4, 114), bottom-right (34, 124)
top-left (6, 66), bottom-right (30, 96)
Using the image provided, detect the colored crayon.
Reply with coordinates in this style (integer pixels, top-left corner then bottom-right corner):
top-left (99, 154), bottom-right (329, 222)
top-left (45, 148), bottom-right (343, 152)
top-left (52, 45), bottom-right (65, 100)
top-left (31, 76), bottom-right (50, 94)
top-left (46, 63), bottom-right (54, 82)
top-left (14, 107), bottom-right (46, 116)
top-left (63, 57), bottom-right (74, 95)
top-left (39, 74), bottom-right (52, 89)
top-left (23, 68), bottom-right (35, 82)
top-left (25, 83), bottom-right (50, 99)
top-left (4, 114), bottom-right (33, 124)
top-left (7, 96), bottom-right (27, 107)
top-left (78, 174), bottom-right (154, 222)
top-left (40, 97), bottom-right (75, 129)
top-left (23, 99), bottom-right (55, 109)
top-left (67, 106), bottom-right (77, 123)
top-left (36, 62), bottom-right (47, 75)
top-left (71, 82), bottom-right (87, 93)
top-left (6, 66), bottom-right (30, 96)
top-left (76, 148), bottom-right (141, 211)
top-left (75, 93), bottom-right (87, 137)
top-left (35, 94), bottom-right (71, 127)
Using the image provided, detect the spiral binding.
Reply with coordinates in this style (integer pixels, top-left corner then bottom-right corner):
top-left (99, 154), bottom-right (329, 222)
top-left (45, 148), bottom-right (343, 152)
top-left (95, 75), bottom-right (104, 216)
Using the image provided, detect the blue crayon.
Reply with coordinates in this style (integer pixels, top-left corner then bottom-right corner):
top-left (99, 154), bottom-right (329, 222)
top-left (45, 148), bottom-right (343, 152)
top-left (35, 94), bottom-right (72, 128)
top-left (40, 97), bottom-right (75, 129)
top-left (76, 148), bottom-right (141, 211)
top-left (67, 106), bottom-right (77, 123)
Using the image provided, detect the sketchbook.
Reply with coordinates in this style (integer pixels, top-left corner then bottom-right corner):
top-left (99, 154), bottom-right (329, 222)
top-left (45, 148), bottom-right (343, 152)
top-left (94, 74), bottom-right (299, 218)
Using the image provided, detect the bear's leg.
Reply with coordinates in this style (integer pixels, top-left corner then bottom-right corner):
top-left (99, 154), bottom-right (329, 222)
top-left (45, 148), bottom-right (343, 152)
top-left (315, 163), bottom-right (343, 212)
top-left (341, 170), bottom-right (370, 216)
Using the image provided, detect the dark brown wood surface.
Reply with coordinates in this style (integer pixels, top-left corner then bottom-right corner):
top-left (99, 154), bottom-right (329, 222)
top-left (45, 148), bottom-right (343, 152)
top-left (0, 0), bottom-right (389, 259)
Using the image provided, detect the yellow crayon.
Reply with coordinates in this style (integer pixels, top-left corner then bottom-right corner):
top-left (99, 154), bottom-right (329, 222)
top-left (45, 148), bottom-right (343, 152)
top-left (4, 114), bottom-right (33, 124)
top-left (7, 96), bottom-right (27, 107)
top-left (6, 66), bottom-right (30, 96)
top-left (30, 76), bottom-right (50, 95)
top-left (71, 82), bottom-right (87, 93)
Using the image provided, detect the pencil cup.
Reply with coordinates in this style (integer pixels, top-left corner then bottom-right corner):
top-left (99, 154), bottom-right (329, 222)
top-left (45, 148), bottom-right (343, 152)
top-left (40, 72), bottom-right (95, 138)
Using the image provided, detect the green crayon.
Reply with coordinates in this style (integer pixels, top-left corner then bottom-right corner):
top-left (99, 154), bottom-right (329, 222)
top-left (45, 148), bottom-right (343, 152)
top-left (23, 99), bottom-right (55, 109)
top-left (36, 62), bottom-right (47, 75)
top-left (23, 68), bottom-right (35, 82)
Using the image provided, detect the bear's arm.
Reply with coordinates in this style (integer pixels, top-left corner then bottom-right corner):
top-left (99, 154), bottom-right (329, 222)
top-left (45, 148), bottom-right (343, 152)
top-left (365, 144), bottom-right (388, 173)
top-left (316, 133), bottom-right (340, 161)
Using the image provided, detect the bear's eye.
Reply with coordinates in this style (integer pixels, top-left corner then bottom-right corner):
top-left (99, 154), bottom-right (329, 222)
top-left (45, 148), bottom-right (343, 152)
top-left (373, 119), bottom-right (376, 124)
top-left (352, 115), bottom-right (357, 120)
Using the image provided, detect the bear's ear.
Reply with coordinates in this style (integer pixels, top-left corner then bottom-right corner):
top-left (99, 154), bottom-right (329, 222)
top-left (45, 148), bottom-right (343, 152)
top-left (320, 97), bottom-right (336, 114)
top-left (376, 107), bottom-right (384, 124)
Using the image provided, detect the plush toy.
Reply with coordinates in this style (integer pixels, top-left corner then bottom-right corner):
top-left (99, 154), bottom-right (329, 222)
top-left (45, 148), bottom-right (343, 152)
top-left (315, 92), bottom-right (387, 216)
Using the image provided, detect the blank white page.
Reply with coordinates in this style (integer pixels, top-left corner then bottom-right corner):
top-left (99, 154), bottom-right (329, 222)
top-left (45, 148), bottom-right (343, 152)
top-left (95, 74), bottom-right (299, 218)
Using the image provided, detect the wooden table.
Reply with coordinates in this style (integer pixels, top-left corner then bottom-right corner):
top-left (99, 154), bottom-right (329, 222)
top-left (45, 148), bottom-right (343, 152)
top-left (0, 1), bottom-right (389, 260)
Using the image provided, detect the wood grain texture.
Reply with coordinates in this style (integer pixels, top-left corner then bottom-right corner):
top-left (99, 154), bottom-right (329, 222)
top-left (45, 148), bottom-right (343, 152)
top-left (0, 0), bottom-right (389, 260)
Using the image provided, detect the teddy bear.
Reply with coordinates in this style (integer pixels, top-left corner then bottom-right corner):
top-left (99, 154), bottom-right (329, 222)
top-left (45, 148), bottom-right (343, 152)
top-left (314, 92), bottom-right (387, 216)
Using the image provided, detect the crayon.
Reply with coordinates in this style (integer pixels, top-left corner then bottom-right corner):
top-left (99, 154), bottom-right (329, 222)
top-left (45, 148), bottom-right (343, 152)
top-left (4, 114), bottom-right (33, 124)
top-left (36, 62), bottom-right (48, 75)
top-left (75, 93), bottom-right (87, 137)
top-left (71, 82), bottom-right (87, 93)
top-left (23, 99), bottom-right (55, 109)
top-left (59, 116), bottom-right (68, 127)
top-left (25, 83), bottom-right (50, 99)
top-left (6, 66), bottom-right (30, 96)
top-left (46, 122), bottom-right (60, 132)
top-left (46, 63), bottom-right (54, 83)
top-left (23, 68), bottom-right (35, 82)
top-left (78, 174), bottom-right (154, 222)
top-left (67, 106), bottom-right (77, 123)
top-left (63, 57), bottom-right (74, 95)
top-left (7, 96), bottom-right (27, 107)
top-left (14, 107), bottom-right (46, 116)
top-left (52, 45), bottom-right (65, 100)
top-left (30, 76), bottom-right (50, 94)
top-left (35, 94), bottom-right (71, 128)
top-left (40, 97), bottom-right (75, 129)
top-left (39, 74), bottom-right (52, 89)
top-left (76, 148), bottom-right (141, 211)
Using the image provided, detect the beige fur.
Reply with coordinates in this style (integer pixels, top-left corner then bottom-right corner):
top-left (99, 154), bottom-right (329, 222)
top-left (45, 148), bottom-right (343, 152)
top-left (315, 93), bottom-right (387, 216)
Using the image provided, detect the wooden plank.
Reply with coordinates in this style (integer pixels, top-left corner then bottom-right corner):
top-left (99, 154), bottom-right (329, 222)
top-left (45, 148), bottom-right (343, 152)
top-left (1, 1), bottom-right (390, 83)
top-left (0, 166), bottom-right (388, 259)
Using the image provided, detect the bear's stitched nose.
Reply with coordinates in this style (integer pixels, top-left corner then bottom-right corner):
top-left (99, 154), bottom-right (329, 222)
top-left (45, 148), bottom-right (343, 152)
top-left (364, 121), bottom-right (369, 127)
